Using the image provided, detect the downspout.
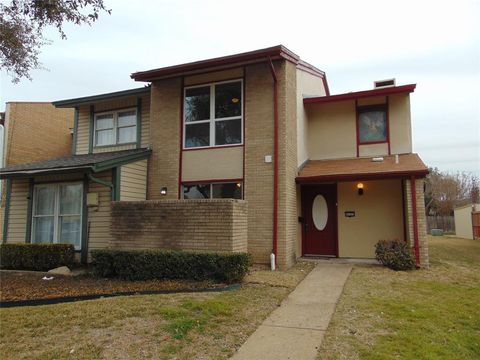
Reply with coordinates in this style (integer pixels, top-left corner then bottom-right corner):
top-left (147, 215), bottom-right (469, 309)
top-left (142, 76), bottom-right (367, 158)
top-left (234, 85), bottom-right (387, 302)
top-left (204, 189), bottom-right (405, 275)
top-left (410, 175), bottom-right (421, 267)
top-left (268, 57), bottom-right (279, 267)
top-left (87, 173), bottom-right (115, 201)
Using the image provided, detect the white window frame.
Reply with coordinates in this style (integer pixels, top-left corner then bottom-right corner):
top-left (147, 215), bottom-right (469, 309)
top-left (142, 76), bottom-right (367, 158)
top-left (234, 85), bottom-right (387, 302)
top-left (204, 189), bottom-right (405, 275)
top-left (183, 79), bottom-right (243, 149)
top-left (94, 108), bottom-right (137, 147)
top-left (31, 182), bottom-right (83, 250)
top-left (181, 181), bottom-right (243, 200)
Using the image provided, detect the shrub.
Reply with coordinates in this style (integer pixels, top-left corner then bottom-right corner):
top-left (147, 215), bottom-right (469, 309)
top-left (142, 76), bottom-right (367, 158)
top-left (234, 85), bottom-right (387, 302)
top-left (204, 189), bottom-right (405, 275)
top-left (0, 243), bottom-right (75, 271)
top-left (91, 249), bottom-right (252, 283)
top-left (375, 240), bottom-right (415, 271)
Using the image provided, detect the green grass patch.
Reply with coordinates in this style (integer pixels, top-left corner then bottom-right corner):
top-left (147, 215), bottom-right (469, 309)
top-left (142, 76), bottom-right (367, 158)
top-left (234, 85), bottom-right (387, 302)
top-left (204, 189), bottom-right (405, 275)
top-left (318, 236), bottom-right (480, 360)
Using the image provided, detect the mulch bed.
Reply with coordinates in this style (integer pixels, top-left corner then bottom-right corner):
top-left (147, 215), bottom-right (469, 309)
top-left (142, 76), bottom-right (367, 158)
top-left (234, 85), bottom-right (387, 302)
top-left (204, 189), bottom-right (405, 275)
top-left (0, 271), bottom-right (226, 302)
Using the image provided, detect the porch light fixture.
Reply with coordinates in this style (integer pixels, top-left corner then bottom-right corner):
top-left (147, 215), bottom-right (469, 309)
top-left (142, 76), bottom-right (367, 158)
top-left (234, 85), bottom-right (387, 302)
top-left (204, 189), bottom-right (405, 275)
top-left (357, 183), bottom-right (364, 196)
top-left (160, 187), bottom-right (168, 196)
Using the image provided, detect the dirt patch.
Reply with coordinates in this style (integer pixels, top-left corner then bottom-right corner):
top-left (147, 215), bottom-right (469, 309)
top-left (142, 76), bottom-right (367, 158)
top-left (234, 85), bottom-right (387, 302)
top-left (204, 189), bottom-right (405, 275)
top-left (0, 271), bottom-right (225, 302)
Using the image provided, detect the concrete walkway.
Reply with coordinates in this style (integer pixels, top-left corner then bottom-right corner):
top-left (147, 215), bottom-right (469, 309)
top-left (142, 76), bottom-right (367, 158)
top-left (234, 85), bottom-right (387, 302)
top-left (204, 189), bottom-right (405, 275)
top-left (231, 264), bottom-right (352, 360)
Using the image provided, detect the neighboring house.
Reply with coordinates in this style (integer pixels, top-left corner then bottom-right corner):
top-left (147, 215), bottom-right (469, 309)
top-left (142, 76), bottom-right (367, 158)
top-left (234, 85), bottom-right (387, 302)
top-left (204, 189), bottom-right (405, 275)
top-left (0, 103), bottom-right (74, 239)
top-left (0, 45), bottom-right (429, 268)
top-left (454, 204), bottom-right (480, 239)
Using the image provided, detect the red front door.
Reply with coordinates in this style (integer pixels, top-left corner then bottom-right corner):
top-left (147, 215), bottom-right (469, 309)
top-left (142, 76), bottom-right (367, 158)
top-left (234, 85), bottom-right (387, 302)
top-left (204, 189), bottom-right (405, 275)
top-left (302, 184), bottom-right (338, 256)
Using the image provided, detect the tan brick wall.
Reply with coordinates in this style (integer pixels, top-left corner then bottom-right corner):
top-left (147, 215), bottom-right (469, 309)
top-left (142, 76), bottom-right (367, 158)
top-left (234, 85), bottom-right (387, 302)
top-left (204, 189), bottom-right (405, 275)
top-left (3, 102), bottom-right (73, 166)
top-left (404, 178), bottom-right (429, 267)
top-left (244, 63), bottom-right (275, 263)
top-left (110, 199), bottom-right (247, 253)
top-left (276, 61), bottom-right (298, 269)
top-left (148, 78), bottom-right (181, 199)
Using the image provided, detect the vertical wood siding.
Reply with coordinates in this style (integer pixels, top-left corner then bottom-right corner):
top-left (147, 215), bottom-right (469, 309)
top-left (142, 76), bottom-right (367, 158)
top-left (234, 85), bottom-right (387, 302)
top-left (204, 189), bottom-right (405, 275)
top-left (120, 159), bottom-right (148, 201)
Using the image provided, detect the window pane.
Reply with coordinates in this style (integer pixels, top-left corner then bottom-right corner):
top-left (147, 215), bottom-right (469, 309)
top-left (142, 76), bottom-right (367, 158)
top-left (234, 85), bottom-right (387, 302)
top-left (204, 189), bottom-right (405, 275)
top-left (96, 129), bottom-right (115, 146)
top-left (118, 126), bottom-right (136, 143)
top-left (60, 184), bottom-right (82, 215)
top-left (118, 111), bottom-right (136, 127)
top-left (33, 217), bottom-right (54, 244)
top-left (34, 187), bottom-right (55, 215)
top-left (185, 123), bottom-right (209, 148)
top-left (215, 82), bottom-right (241, 119)
top-left (183, 184), bottom-right (210, 199)
top-left (215, 119), bottom-right (241, 145)
top-left (185, 87), bottom-right (210, 122)
top-left (358, 110), bottom-right (387, 143)
top-left (96, 115), bottom-right (114, 130)
top-left (59, 215), bottom-right (81, 248)
top-left (212, 183), bottom-right (242, 199)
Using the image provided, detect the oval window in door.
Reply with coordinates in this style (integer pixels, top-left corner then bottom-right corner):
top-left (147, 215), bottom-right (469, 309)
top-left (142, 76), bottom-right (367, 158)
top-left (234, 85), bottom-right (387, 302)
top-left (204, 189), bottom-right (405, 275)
top-left (312, 195), bottom-right (328, 230)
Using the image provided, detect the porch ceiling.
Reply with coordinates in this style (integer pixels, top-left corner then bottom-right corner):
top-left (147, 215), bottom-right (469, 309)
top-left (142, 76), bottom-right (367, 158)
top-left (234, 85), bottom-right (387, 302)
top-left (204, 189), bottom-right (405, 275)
top-left (0, 148), bottom-right (151, 179)
top-left (297, 153), bottom-right (428, 183)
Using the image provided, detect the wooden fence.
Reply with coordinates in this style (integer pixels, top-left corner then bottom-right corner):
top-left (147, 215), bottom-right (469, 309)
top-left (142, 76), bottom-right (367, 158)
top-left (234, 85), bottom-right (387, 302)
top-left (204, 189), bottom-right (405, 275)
top-left (427, 215), bottom-right (455, 233)
top-left (472, 212), bottom-right (480, 239)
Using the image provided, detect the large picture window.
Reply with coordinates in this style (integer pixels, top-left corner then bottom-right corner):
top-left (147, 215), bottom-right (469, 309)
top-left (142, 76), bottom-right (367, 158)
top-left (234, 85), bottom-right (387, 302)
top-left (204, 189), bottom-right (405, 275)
top-left (32, 183), bottom-right (83, 250)
top-left (184, 80), bottom-right (242, 148)
top-left (357, 105), bottom-right (388, 144)
top-left (95, 109), bottom-right (137, 147)
top-left (182, 181), bottom-right (243, 200)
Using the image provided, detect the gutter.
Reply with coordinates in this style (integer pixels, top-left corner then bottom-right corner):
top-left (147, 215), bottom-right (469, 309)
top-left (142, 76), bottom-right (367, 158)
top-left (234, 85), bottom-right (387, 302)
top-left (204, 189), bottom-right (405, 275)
top-left (268, 57), bottom-right (279, 266)
top-left (88, 173), bottom-right (115, 201)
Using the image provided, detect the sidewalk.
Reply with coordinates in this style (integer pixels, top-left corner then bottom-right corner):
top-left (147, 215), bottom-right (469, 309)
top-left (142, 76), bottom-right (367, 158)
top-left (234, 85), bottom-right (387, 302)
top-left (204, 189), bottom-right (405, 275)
top-left (231, 263), bottom-right (352, 360)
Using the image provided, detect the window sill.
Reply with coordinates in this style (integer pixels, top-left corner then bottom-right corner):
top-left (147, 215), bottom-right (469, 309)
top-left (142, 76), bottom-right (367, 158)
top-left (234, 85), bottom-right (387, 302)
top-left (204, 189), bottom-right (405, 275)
top-left (183, 143), bottom-right (244, 151)
top-left (94, 142), bottom-right (137, 149)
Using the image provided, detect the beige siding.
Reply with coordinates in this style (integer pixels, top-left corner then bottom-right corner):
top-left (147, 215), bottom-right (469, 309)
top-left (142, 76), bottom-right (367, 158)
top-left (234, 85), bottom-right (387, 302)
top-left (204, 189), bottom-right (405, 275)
top-left (75, 93), bottom-right (151, 155)
top-left (296, 68), bottom-right (327, 166)
top-left (184, 68), bottom-right (244, 86)
top-left (306, 93), bottom-right (413, 160)
top-left (120, 159), bottom-right (148, 201)
top-left (6, 179), bottom-right (29, 243)
top-left (338, 179), bottom-right (405, 258)
top-left (182, 147), bottom-right (243, 182)
top-left (87, 171), bottom-right (113, 250)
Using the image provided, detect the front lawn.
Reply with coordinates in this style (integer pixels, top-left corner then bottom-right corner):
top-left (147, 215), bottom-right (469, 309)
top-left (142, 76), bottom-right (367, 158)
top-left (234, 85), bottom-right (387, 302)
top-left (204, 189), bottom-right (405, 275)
top-left (0, 262), bottom-right (314, 359)
top-left (318, 236), bottom-right (480, 359)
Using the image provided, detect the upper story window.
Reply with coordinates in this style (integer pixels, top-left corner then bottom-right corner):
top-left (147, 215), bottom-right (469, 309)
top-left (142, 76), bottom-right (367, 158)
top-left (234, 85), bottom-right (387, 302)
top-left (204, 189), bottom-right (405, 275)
top-left (357, 105), bottom-right (388, 144)
top-left (95, 109), bottom-right (137, 147)
top-left (184, 80), bottom-right (243, 149)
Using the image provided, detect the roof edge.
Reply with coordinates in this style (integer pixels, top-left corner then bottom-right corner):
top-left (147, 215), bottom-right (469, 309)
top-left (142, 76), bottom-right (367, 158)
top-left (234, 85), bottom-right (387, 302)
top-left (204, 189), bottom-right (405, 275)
top-left (296, 169), bottom-right (429, 184)
top-left (304, 84), bottom-right (416, 105)
top-left (131, 45), bottom-right (302, 82)
top-left (53, 86), bottom-right (151, 108)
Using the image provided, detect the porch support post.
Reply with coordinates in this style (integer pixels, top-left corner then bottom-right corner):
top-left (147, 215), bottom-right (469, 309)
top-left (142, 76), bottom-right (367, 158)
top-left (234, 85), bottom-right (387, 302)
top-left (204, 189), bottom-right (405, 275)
top-left (410, 175), bottom-right (421, 267)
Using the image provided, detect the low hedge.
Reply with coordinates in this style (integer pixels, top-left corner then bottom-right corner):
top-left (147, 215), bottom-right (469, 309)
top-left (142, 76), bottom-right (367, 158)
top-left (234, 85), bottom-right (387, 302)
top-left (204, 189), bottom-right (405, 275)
top-left (91, 249), bottom-right (252, 283)
top-left (375, 239), bottom-right (415, 271)
top-left (0, 243), bottom-right (75, 271)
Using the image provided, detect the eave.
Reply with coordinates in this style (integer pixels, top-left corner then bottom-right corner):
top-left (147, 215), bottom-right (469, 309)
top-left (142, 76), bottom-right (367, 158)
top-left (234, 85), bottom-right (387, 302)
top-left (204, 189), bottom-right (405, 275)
top-left (53, 87), bottom-right (150, 108)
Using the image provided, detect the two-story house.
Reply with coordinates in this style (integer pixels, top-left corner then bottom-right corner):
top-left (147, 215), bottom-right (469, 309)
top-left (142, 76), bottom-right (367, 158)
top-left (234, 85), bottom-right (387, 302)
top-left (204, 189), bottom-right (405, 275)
top-left (0, 46), bottom-right (429, 268)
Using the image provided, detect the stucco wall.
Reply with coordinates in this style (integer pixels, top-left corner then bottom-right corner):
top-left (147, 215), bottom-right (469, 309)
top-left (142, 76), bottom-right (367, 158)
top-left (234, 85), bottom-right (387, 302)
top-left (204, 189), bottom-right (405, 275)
top-left (296, 69), bottom-right (326, 166)
top-left (306, 93), bottom-right (413, 160)
top-left (182, 147), bottom-right (243, 182)
top-left (110, 199), bottom-right (247, 253)
top-left (337, 179), bottom-right (405, 258)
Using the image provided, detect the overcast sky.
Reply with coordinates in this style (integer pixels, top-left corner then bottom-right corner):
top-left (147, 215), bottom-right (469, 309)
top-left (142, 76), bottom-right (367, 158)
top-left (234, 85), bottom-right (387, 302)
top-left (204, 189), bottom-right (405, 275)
top-left (1, 0), bottom-right (478, 174)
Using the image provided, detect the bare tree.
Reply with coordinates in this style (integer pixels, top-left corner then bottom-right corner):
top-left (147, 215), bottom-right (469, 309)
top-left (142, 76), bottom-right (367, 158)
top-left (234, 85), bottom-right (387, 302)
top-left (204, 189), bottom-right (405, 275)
top-left (0, 0), bottom-right (111, 83)
top-left (425, 168), bottom-right (480, 216)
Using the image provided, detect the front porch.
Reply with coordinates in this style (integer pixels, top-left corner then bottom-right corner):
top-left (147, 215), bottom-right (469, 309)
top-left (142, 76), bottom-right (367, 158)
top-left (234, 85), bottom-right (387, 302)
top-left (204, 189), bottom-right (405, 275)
top-left (296, 154), bottom-right (429, 267)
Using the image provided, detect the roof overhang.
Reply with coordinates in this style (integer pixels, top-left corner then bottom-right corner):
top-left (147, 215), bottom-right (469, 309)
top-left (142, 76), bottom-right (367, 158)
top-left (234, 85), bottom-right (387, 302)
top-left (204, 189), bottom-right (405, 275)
top-left (53, 87), bottom-right (150, 108)
top-left (304, 84), bottom-right (416, 105)
top-left (130, 45), bottom-right (326, 84)
top-left (0, 149), bottom-right (151, 179)
top-left (296, 154), bottom-right (429, 184)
